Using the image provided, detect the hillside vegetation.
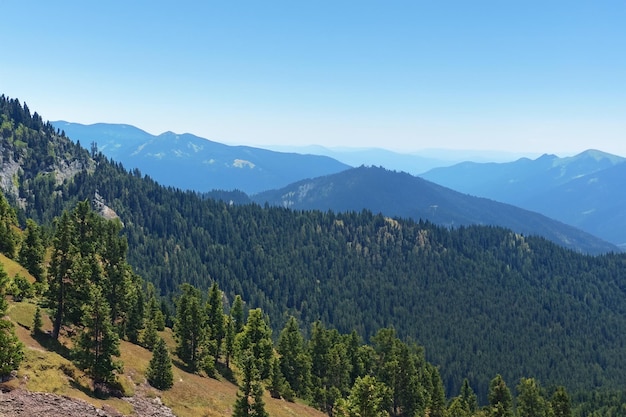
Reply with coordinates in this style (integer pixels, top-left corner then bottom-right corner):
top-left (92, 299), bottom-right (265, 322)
top-left (2, 95), bottom-right (626, 415)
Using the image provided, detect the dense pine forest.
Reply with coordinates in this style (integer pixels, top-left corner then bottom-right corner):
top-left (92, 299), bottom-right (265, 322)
top-left (2, 95), bottom-right (626, 415)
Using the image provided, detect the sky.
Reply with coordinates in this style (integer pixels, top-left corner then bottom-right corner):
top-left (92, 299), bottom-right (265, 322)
top-left (2, 1), bottom-right (625, 156)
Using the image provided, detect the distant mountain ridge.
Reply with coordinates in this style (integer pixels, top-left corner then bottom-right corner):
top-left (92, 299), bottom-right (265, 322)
top-left (253, 165), bottom-right (619, 255)
top-left (52, 121), bottom-right (351, 194)
top-left (421, 150), bottom-right (626, 247)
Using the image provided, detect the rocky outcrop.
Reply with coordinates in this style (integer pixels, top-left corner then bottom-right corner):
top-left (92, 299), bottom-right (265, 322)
top-left (0, 387), bottom-right (176, 417)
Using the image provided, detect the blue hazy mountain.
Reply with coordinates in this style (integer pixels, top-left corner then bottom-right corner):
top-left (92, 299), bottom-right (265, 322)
top-left (52, 121), bottom-right (351, 194)
top-left (253, 165), bottom-right (618, 254)
top-left (421, 150), bottom-right (626, 247)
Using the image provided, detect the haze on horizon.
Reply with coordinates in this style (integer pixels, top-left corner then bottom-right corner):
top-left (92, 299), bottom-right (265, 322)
top-left (2, 1), bottom-right (625, 157)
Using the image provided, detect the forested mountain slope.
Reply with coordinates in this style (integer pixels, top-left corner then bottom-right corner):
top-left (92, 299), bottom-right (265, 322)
top-left (252, 166), bottom-right (618, 254)
top-left (3, 95), bottom-right (626, 402)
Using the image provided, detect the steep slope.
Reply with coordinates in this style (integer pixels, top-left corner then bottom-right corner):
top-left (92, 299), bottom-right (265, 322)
top-left (52, 121), bottom-right (351, 194)
top-left (253, 165), bottom-right (618, 254)
top-left (421, 150), bottom-right (626, 245)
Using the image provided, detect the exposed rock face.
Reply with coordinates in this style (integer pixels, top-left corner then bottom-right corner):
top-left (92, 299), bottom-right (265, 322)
top-left (0, 388), bottom-right (176, 417)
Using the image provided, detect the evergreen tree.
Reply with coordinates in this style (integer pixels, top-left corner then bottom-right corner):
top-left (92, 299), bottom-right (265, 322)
top-left (0, 265), bottom-right (24, 376)
top-left (73, 285), bottom-right (122, 384)
top-left (231, 294), bottom-right (245, 334)
top-left (125, 277), bottom-right (145, 344)
top-left (268, 356), bottom-right (288, 399)
top-left (517, 378), bottom-right (547, 417)
top-left (233, 350), bottom-right (268, 417)
top-left (224, 315), bottom-right (235, 369)
top-left (32, 306), bottom-right (42, 335)
top-left (550, 387), bottom-right (571, 417)
top-left (174, 283), bottom-right (205, 371)
top-left (429, 366), bottom-right (447, 417)
top-left (277, 316), bottom-right (311, 399)
top-left (0, 191), bottom-right (19, 258)
top-left (488, 375), bottom-right (513, 417)
top-left (460, 379), bottom-right (479, 414)
top-left (235, 308), bottom-right (273, 380)
top-left (146, 337), bottom-right (174, 390)
top-left (345, 375), bottom-right (391, 417)
top-left (47, 210), bottom-right (77, 339)
top-left (205, 281), bottom-right (225, 364)
top-left (142, 316), bottom-right (159, 351)
top-left (18, 219), bottom-right (45, 281)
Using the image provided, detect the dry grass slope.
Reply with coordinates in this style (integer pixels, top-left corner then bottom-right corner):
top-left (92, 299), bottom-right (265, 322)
top-left (1, 257), bottom-right (326, 417)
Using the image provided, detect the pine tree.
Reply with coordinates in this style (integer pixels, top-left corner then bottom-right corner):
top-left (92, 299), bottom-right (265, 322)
top-left (0, 192), bottom-right (19, 259)
top-left (277, 316), bottom-right (311, 399)
top-left (460, 379), bottom-right (478, 414)
top-left (174, 283), bottom-right (205, 371)
top-left (550, 387), bottom-right (571, 417)
top-left (235, 308), bottom-right (273, 380)
top-left (146, 337), bottom-right (174, 390)
top-left (224, 315), bottom-right (235, 369)
top-left (517, 378), bottom-right (547, 417)
top-left (231, 294), bottom-right (245, 334)
top-left (142, 316), bottom-right (159, 351)
top-left (125, 278), bottom-right (145, 344)
top-left (18, 219), bottom-right (45, 281)
top-left (205, 281), bottom-right (225, 365)
top-left (32, 306), bottom-right (42, 335)
top-left (488, 375), bottom-right (513, 417)
top-left (0, 265), bottom-right (23, 376)
top-left (73, 285), bottom-right (122, 384)
top-left (345, 375), bottom-right (391, 417)
top-left (47, 210), bottom-right (77, 339)
top-left (429, 366), bottom-right (447, 417)
top-left (233, 350), bottom-right (268, 417)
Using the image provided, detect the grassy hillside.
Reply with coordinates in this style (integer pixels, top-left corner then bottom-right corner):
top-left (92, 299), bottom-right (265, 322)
top-left (4, 298), bottom-right (326, 417)
top-left (0, 252), bottom-right (323, 417)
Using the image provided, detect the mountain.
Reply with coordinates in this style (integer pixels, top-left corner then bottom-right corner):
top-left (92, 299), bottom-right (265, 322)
top-left (265, 145), bottom-right (541, 175)
top-left (52, 121), bottom-right (351, 194)
top-left (252, 165), bottom-right (619, 255)
top-left (421, 150), bottom-right (626, 247)
top-left (6, 95), bottom-right (626, 402)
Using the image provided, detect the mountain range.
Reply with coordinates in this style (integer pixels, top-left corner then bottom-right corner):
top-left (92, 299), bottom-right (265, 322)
top-left (421, 150), bottom-right (626, 248)
top-left (52, 121), bottom-right (350, 194)
top-left (55, 121), bottom-right (624, 254)
top-left (252, 165), bottom-right (618, 254)
top-left (4, 96), bottom-right (626, 403)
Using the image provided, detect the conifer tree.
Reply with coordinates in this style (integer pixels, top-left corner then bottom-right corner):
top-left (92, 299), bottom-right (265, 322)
top-left (32, 306), bottom-right (42, 335)
top-left (488, 375), bottom-right (514, 417)
top-left (205, 281), bottom-right (225, 364)
top-left (233, 350), bottom-right (268, 417)
top-left (231, 294), bottom-right (245, 334)
top-left (142, 316), bottom-right (159, 351)
top-left (18, 219), bottom-right (45, 281)
top-left (460, 379), bottom-right (478, 415)
top-left (517, 378), bottom-right (547, 417)
top-left (550, 387), bottom-right (571, 417)
top-left (146, 337), bottom-right (174, 390)
top-left (277, 316), bottom-right (311, 399)
top-left (174, 283), bottom-right (205, 371)
top-left (0, 192), bottom-right (19, 258)
top-left (47, 210), bottom-right (77, 339)
top-left (345, 375), bottom-right (391, 417)
top-left (73, 285), bottom-right (122, 384)
top-left (224, 315), bottom-right (235, 369)
top-left (235, 308), bottom-right (273, 380)
top-left (429, 366), bottom-right (448, 417)
top-left (0, 265), bottom-right (23, 376)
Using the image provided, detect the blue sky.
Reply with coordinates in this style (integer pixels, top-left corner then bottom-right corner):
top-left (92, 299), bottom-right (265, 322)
top-left (2, 1), bottom-right (625, 156)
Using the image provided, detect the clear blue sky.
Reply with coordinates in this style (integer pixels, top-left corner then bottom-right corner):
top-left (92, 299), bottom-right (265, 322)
top-left (2, 1), bottom-right (625, 156)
